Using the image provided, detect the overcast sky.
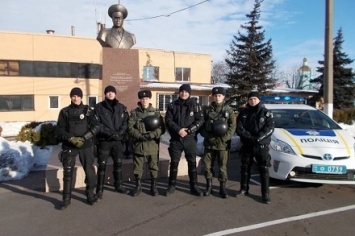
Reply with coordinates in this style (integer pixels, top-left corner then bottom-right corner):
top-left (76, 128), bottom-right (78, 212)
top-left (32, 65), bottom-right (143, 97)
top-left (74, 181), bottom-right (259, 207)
top-left (1, 0), bottom-right (354, 74)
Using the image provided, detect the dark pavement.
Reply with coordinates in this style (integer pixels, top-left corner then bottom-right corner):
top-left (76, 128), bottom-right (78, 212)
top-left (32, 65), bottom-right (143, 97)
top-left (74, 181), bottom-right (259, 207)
top-left (2, 153), bottom-right (355, 236)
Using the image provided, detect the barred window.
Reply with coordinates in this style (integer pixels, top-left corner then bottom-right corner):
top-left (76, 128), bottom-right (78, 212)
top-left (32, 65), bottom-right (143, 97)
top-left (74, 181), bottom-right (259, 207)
top-left (158, 94), bottom-right (178, 111)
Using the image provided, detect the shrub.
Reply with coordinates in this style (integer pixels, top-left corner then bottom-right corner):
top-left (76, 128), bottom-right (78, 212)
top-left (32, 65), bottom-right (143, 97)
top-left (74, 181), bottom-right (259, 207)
top-left (16, 121), bottom-right (59, 147)
top-left (333, 108), bottom-right (355, 125)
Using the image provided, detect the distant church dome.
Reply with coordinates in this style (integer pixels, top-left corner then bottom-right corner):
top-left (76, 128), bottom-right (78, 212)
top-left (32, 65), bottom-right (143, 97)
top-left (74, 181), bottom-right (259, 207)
top-left (299, 58), bottom-right (311, 72)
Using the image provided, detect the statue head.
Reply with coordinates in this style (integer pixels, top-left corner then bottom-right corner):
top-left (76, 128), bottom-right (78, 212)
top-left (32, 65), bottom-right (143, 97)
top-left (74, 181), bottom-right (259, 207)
top-left (108, 4), bottom-right (128, 19)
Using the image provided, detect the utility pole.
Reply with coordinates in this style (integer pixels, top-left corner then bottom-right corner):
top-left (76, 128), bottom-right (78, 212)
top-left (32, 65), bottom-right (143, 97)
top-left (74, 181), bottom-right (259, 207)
top-left (324, 0), bottom-right (333, 118)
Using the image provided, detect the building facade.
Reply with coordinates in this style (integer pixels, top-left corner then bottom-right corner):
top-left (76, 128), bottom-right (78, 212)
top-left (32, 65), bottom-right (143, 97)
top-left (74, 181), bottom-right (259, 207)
top-left (0, 31), bottom-right (213, 122)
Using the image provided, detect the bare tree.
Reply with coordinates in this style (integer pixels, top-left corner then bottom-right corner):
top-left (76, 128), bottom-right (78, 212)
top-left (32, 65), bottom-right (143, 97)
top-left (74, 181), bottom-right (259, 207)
top-left (211, 60), bottom-right (228, 84)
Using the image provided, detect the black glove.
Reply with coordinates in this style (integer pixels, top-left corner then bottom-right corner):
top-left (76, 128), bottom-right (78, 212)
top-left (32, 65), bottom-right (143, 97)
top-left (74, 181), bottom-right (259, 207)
top-left (109, 131), bottom-right (123, 141)
top-left (187, 125), bottom-right (198, 134)
top-left (139, 133), bottom-right (152, 141)
top-left (252, 136), bottom-right (259, 143)
top-left (69, 136), bottom-right (85, 148)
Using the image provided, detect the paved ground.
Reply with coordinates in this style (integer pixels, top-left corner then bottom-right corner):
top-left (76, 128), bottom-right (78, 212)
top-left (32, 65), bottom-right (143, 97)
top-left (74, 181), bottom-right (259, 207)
top-left (2, 144), bottom-right (355, 235)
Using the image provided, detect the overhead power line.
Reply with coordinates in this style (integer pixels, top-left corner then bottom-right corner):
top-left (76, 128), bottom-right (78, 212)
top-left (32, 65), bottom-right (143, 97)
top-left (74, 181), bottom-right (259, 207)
top-left (126, 0), bottom-right (210, 21)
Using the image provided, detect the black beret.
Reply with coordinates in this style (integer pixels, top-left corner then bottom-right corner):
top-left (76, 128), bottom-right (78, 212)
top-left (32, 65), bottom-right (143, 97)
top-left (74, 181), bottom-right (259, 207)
top-left (70, 87), bottom-right (83, 98)
top-left (212, 87), bottom-right (226, 96)
top-left (138, 90), bottom-right (152, 99)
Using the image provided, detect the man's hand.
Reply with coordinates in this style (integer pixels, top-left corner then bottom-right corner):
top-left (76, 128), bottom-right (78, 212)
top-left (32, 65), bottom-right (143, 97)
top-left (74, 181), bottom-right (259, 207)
top-left (208, 137), bottom-right (220, 146)
top-left (69, 137), bottom-right (85, 148)
top-left (139, 133), bottom-right (152, 141)
top-left (178, 128), bottom-right (188, 138)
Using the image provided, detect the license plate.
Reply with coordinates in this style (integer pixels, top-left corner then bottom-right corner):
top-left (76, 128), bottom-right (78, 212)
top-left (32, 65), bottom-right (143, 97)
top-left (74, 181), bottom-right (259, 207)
top-left (312, 164), bottom-right (347, 174)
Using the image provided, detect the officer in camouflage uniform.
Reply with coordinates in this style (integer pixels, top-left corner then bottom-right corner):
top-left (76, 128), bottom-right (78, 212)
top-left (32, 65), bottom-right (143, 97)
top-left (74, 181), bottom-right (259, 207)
top-left (236, 91), bottom-right (274, 204)
top-left (200, 87), bottom-right (236, 198)
top-left (165, 84), bottom-right (204, 196)
top-left (128, 90), bottom-right (165, 196)
top-left (56, 87), bottom-right (100, 209)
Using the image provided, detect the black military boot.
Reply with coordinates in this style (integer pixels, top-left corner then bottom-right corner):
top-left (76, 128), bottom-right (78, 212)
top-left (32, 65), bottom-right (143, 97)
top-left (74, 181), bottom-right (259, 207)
top-left (95, 162), bottom-right (106, 201)
top-left (235, 164), bottom-right (250, 197)
top-left (204, 179), bottom-right (213, 196)
top-left (259, 166), bottom-right (271, 204)
top-left (219, 181), bottom-right (229, 199)
top-left (188, 164), bottom-right (203, 197)
top-left (165, 163), bottom-right (178, 196)
top-left (60, 166), bottom-right (73, 210)
top-left (85, 187), bottom-right (98, 206)
top-left (113, 164), bottom-right (129, 194)
top-left (132, 176), bottom-right (142, 197)
top-left (150, 178), bottom-right (159, 196)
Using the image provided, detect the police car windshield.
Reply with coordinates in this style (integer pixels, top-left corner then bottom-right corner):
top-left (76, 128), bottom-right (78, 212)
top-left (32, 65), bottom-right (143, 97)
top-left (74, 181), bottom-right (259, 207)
top-left (270, 109), bottom-right (342, 130)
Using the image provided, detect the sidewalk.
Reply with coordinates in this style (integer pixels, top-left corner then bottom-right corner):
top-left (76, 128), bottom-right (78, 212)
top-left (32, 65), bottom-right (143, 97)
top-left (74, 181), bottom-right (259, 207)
top-left (1, 141), bottom-right (203, 193)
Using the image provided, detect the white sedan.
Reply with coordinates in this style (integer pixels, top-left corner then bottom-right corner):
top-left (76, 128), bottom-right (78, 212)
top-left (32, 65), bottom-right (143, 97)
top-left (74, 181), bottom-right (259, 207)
top-left (267, 104), bottom-right (355, 184)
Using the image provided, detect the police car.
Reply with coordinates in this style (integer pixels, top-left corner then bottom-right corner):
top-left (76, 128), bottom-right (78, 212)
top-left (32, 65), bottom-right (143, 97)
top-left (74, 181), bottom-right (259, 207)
top-left (267, 103), bottom-right (355, 184)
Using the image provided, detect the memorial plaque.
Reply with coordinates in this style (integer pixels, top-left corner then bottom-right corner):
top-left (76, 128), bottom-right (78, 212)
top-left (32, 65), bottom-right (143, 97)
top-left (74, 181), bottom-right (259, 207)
top-left (102, 48), bottom-right (140, 110)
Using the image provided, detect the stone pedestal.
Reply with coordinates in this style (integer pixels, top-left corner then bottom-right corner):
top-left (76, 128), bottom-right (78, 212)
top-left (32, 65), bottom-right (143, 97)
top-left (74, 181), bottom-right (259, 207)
top-left (102, 48), bottom-right (140, 110)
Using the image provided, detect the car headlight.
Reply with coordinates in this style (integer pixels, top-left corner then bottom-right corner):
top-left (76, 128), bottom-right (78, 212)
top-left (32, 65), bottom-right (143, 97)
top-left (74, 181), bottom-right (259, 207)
top-left (270, 136), bottom-right (296, 155)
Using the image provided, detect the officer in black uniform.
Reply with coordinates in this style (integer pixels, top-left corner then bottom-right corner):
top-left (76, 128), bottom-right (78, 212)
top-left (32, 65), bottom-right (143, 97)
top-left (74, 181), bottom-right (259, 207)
top-left (128, 90), bottom-right (165, 196)
top-left (94, 85), bottom-right (129, 200)
top-left (56, 87), bottom-right (100, 209)
top-left (236, 91), bottom-right (274, 204)
top-left (165, 84), bottom-right (204, 196)
top-left (200, 87), bottom-right (236, 198)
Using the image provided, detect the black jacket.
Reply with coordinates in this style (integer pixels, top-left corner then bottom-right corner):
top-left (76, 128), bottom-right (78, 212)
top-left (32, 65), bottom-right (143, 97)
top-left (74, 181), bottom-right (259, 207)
top-left (56, 102), bottom-right (100, 149)
top-left (94, 98), bottom-right (128, 141)
top-left (236, 102), bottom-right (274, 146)
top-left (165, 97), bottom-right (204, 140)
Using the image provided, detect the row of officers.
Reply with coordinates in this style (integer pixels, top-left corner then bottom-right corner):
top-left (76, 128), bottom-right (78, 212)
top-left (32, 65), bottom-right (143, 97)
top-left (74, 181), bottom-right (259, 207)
top-left (56, 84), bottom-right (274, 210)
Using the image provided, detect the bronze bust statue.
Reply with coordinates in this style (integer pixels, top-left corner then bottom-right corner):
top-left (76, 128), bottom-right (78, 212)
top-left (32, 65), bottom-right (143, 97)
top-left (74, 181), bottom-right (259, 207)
top-left (97, 4), bottom-right (136, 49)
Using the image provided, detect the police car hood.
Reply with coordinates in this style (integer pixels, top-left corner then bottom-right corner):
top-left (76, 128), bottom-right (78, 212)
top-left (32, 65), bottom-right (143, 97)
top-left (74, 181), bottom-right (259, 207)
top-left (273, 128), bottom-right (354, 150)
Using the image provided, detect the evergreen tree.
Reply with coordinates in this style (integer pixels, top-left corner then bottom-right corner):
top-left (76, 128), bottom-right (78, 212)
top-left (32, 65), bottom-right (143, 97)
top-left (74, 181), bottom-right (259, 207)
top-left (310, 28), bottom-right (355, 108)
top-left (225, 0), bottom-right (275, 96)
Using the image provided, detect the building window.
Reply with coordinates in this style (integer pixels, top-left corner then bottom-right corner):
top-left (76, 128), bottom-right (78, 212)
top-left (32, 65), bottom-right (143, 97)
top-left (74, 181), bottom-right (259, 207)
top-left (0, 60), bottom-right (101, 78)
top-left (88, 96), bottom-right (97, 108)
top-left (175, 67), bottom-right (190, 82)
top-left (0, 95), bottom-right (34, 111)
top-left (49, 96), bottom-right (59, 109)
top-left (143, 66), bottom-right (159, 81)
top-left (0, 61), bottom-right (19, 76)
top-left (158, 94), bottom-right (179, 111)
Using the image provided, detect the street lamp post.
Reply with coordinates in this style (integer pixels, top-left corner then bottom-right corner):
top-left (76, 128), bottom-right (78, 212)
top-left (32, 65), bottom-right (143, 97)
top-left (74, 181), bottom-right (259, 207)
top-left (324, 0), bottom-right (333, 118)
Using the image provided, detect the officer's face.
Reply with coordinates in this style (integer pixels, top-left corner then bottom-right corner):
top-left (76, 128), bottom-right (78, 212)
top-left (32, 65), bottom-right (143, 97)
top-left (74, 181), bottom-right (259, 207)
top-left (213, 94), bottom-right (225, 104)
top-left (71, 95), bottom-right (82, 105)
top-left (179, 90), bottom-right (190, 100)
top-left (105, 91), bottom-right (116, 100)
top-left (140, 97), bottom-right (150, 108)
top-left (112, 12), bottom-right (124, 28)
top-left (248, 97), bottom-right (260, 107)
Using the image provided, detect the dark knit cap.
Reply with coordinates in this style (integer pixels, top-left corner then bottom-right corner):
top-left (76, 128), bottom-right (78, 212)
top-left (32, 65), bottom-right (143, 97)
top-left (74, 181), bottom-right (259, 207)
top-left (104, 85), bottom-right (116, 94)
top-left (212, 87), bottom-right (226, 96)
top-left (138, 90), bottom-right (152, 99)
top-left (70, 87), bottom-right (83, 98)
top-left (247, 91), bottom-right (260, 99)
top-left (179, 84), bottom-right (191, 94)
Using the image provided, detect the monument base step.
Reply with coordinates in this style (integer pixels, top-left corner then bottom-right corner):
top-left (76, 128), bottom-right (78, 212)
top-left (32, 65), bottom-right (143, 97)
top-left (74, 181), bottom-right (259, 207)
top-left (44, 145), bottom-right (203, 192)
